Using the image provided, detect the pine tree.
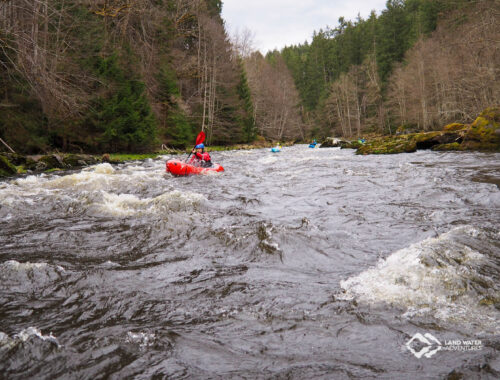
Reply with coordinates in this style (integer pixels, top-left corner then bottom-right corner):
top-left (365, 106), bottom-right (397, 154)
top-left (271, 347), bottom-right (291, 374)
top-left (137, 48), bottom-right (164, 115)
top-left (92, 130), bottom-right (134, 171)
top-left (236, 61), bottom-right (256, 143)
top-left (157, 64), bottom-right (195, 149)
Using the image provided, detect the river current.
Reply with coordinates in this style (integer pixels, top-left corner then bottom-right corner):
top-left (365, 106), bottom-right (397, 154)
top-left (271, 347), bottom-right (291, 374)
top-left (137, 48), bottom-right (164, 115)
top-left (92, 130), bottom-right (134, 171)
top-left (0, 146), bottom-right (499, 379)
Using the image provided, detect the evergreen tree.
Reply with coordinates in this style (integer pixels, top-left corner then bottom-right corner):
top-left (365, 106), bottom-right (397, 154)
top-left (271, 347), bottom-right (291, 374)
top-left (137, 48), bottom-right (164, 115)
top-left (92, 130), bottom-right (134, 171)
top-left (157, 64), bottom-right (195, 149)
top-left (87, 54), bottom-right (157, 152)
top-left (96, 80), bottom-right (157, 152)
top-left (236, 61), bottom-right (256, 143)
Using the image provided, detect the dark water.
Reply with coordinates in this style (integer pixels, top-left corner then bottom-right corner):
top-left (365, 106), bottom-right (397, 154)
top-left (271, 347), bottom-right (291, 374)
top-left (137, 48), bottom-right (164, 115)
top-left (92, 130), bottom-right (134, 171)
top-left (0, 146), bottom-right (499, 379)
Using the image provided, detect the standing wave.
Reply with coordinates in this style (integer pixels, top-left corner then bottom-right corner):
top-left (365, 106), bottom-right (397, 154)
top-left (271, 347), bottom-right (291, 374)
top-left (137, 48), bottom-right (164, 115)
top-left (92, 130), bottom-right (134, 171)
top-left (340, 226), bottom-right (500, 333)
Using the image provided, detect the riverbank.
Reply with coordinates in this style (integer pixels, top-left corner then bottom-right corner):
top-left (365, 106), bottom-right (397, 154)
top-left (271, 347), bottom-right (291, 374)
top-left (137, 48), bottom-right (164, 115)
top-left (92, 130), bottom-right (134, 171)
top-left (0, 140), bottom-right (292, 178)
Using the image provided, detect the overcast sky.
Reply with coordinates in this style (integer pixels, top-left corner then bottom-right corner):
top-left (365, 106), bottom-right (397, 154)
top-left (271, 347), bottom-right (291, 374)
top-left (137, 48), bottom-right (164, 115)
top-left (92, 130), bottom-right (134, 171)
top-left (222, 0), bottom-right (387, 53)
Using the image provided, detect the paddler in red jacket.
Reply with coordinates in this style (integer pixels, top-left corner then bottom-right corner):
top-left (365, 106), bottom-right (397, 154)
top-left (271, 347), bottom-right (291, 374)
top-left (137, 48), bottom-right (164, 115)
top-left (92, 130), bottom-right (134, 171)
top-left (189, 143), bottom-right (212, 167)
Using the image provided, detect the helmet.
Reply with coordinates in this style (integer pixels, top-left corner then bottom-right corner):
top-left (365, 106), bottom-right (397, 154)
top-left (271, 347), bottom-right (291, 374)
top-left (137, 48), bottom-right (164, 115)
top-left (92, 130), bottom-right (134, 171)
top-left (195, 143), bottom-right (205, 149)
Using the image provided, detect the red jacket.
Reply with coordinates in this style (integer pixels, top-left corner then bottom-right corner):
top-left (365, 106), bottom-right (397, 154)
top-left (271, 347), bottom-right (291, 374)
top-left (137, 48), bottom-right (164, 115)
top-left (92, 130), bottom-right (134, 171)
top-left (189, 151), bottom-right (211, 164)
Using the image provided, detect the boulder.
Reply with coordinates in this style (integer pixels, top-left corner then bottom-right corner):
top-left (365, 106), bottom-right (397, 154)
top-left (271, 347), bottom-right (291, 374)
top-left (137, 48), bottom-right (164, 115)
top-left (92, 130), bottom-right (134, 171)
top-left (432, 142), bottom-right (463, 151)
top-left (63, 154), bottom-right (97, 168)
top-left (24, 157), bottom-right (39, 171)
top-left (340, 140), bottom-right (364, 149)
top-left (443, 123), bottom-right (466, 132)
top-left (0, 153), bottom-right (26, 166)
top-left (39, 154), bottom-right (65, 170)
top-left (82, 155), bottom-right (98, 165)
top-left (0, 155), bottom-right (17, 177)
top-left (62, 154), bottom-right (84, 167)
top-left (357, 130), bottom-right (466, 155)
top-left (319, 137), bottom-right (344, 148)
top-left (357, 137), bottom-right (417, 155)
top-left (35, 161), bottom-right (48, 171)
top-left (461, 107), bottom-right (500, 151)
top-left (413, 131), bottom-right (463, 149)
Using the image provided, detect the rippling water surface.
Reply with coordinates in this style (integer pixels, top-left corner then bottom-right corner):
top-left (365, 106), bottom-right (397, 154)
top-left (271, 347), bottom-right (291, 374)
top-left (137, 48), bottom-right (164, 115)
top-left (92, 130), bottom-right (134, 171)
top-left (1, 146), bottom-right (499, 379)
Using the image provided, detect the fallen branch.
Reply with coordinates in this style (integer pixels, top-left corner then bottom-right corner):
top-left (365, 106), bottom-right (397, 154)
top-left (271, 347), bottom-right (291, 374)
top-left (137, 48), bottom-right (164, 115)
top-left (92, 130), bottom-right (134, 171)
top-left (0, 137), bottom-right (15, 153)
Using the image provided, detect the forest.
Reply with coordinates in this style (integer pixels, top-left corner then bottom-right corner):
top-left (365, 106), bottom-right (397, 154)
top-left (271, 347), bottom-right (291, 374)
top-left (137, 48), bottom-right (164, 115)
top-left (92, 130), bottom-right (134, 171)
top-left (0, 0), bottom-right (498, 154)
top-left (278, 0), bottom-right (499, 138)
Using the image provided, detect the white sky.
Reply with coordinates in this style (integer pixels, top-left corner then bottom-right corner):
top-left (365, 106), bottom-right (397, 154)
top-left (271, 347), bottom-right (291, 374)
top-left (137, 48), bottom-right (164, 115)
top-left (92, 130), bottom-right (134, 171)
top-left (222, 0), bottom-right (388, 53)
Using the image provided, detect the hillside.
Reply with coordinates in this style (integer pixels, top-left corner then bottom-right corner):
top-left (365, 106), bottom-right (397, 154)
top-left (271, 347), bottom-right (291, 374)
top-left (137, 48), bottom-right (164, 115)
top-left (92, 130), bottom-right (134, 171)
top-left (278, 0), bottom-right (499, 138)
top-left (0, 0), bottom-right (264, 154)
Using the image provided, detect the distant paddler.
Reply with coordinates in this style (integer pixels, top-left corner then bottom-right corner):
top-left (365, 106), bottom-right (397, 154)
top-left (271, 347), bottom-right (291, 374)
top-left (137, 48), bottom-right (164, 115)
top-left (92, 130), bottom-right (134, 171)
top-left (271, 143), bottom-right (282, 153)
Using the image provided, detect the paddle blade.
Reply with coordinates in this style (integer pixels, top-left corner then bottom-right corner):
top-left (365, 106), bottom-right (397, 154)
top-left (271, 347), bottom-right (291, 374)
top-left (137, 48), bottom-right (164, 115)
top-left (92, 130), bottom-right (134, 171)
top-left (195, 131), bottom-right (206, 146)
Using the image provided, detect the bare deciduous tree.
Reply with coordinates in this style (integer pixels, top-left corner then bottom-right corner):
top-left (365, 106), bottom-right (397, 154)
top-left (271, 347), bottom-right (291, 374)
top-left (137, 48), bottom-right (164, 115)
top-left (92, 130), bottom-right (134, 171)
top-left (387, 1), bottom-right (499, 129)
top-left (244, 52), bottom-right (304, 140)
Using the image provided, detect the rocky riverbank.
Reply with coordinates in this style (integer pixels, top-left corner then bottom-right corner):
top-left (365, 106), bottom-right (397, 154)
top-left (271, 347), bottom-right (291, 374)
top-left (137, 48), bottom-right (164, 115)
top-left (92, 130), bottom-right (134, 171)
top-left (321, 107), bottom-right (500, 155)
top-left (0, 153), bottom-right (108, 178)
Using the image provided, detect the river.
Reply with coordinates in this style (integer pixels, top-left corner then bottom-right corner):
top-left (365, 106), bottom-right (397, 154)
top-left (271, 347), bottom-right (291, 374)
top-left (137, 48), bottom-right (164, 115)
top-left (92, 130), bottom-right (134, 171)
top-left (0, 146), bottom-right (499, 379)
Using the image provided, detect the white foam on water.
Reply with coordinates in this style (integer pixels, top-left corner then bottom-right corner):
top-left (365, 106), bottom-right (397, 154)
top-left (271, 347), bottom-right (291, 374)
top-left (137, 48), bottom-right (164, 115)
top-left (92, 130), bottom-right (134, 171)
top-left (291, 154), bottom-right (344, 163)
top-left (11, 175), bottom-right (41, 186)
top-left (0, 164), bottom-right (117, 199)
top-left (203, 170), bottom-right (224, 176)
top-left (0, 331), bottom-right (15, 351)
top-left (8, 163), bottom-right (114, 191)
top-left (126, 332), bottom-right (156, 348)
top-left (340, 226), bottom-right (500, 333)
top-left (1, 160), bottom-right (205, 218)
top-left (98, 193), bottom-right (146, 217)
top-left (1, 260), bottom-right (65, 273)
top-left (230, 150), bottom-right (253, 156)
top-left (92, 163), bottom-right (115, 174)
top-left (0, 176), bottom-right (47, 205)
top-left (95, 190), bottom-right (206, 217)
top-left (0, 261), bottom-right (67, 294)
top-left (342, 168), bottom-right (371, 177)
top-left (42, 166), bottom-right (116, 191)
top-left (101, 260), bottom-right (121, 268)
top-left (0, 327), bottom-right (60, 351)
top-left (15, 327), bottom-right (60, 346)
top-left (0, 163), bottom-right (163, 210)
top-left (257, 156), bottom-right (278, 165)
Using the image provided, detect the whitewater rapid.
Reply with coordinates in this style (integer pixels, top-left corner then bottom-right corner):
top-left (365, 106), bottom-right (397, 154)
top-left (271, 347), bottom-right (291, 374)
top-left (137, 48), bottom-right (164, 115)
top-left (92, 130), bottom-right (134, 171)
top-left (0, 147), bottom-right (499, 379)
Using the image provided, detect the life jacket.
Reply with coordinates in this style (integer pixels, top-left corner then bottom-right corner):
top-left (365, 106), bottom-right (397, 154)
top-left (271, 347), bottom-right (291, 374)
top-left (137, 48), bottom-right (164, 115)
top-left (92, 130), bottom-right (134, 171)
top-left (189, 151), bottom-right (212, 167)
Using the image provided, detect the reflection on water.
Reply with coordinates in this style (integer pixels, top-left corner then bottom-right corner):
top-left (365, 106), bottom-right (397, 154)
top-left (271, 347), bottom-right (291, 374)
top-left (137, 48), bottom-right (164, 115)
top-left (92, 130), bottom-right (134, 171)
top-left (0, 147), bottom-right (499, 378)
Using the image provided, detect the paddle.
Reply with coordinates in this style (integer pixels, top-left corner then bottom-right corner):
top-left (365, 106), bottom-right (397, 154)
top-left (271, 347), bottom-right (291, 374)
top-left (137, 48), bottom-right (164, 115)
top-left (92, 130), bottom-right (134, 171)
top-left (185, 131), bottom-right (206, 162)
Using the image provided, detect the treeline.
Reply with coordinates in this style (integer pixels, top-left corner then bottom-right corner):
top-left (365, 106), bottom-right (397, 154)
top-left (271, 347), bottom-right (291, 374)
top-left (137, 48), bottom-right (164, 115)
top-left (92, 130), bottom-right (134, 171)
top-left (0, 0), bottom-right (305, 154)
top-left (2, 1), bottom-right (497, 154)
top-left (277, 0), bottom-right (499, 138)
